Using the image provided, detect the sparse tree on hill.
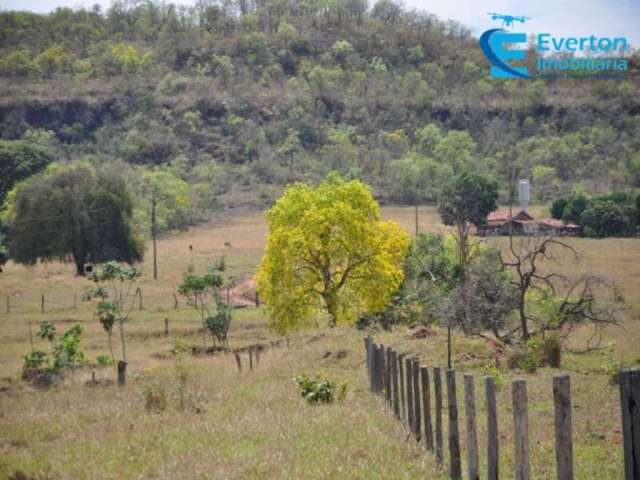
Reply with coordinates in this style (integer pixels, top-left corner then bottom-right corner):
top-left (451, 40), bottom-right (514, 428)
top-left (257, 173), bottom-right (411, 333)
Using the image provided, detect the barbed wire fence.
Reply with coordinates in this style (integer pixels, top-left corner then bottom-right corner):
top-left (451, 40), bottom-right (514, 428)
top-left (3, 288), bottom-right (185, 315)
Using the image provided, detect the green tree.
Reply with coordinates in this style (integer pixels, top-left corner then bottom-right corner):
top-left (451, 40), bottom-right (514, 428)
top-left (532, 165), bottom-right (558, 203)
top-left (438, 171), bottom-right (498, 274)
top-left (4, 162), bottom-right (143, 275)
top-left (415, 124), bottom-right (442, 157)
top-left (257, 173), bottom-right (410, 332)
top-left (0, 138), bottom-right (55, 204)
top-left (434, 130), bottom-right (476, 173)
top-left (438, 170), bottom-right (498, 366)
top-left (177, 267), bottom-right (225, 349)
top-left (580, 200), bottom-right (630, 237)
top-left (85, 261), bottom-right (142, 371)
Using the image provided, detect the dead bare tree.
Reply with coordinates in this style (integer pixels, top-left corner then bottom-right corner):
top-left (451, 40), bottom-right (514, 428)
top-left (500, 235), bottom-right (621, 345)
top-left (543, 275), bottom-right (622, 352)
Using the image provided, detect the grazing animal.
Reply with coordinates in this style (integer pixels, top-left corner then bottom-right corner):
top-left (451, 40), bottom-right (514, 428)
top-left (224, 242), bottom-right (232, 247)
top-left (189, 245), bottom-right (193, 251)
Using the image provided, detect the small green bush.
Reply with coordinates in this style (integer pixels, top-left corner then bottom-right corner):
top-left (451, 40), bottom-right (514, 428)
top-left (603, 358), bottom-right (640, 385)
top-left (96, 354), bottom-right (114, 366)
top-left (21, 322), bottom-right (85, 382)
top-left (171, 338), bottom-right (191, 357)
top-left (538, 335), bottom-right (562, 368)
top-left (507, 334), bottom-right (562, 373)
top-left (507, 348), bottom-right (539, 373)
top-left (481, 364), bottom-right (507, 390)
top-left (294, 373), bottom-right (347, 404)
top-left (143, 382), bottom-right (168, 412)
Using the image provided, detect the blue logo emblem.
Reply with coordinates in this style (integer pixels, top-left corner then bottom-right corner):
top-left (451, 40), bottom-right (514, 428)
top-left (480, 13), bottom-right (531, 79)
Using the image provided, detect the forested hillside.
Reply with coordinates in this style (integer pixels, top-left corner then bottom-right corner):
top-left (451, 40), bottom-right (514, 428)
top-left (1, 0), bottom-right (640, 213)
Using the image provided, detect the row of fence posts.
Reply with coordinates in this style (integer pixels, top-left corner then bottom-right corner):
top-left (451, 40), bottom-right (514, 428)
top-left (365, 336), bottom-right (640, 480)
top-left (5, 289), bottom-right (147, 315)
top-left (6, 288), bottom-right (259, 315)
top-left (232, 337), bottom-right (292, 372)
top-left (5, 293), bottom-right (79, 314)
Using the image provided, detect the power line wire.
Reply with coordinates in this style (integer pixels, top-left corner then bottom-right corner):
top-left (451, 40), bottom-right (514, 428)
top-left (4, 206), bottom-right (115, 225)
top-left (6, 219), bottom-right (121, 239)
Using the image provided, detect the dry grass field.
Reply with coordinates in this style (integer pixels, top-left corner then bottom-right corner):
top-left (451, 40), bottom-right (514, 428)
top-left (0, 206), bottom-right (638, 479)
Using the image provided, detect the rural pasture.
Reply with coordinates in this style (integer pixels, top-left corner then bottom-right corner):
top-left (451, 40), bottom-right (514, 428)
top-left (0, 206), bottom-right (639, 479)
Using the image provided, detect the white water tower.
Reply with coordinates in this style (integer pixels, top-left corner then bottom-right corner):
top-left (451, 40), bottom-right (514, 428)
top-left (518, 179), bottom-right (530, 213)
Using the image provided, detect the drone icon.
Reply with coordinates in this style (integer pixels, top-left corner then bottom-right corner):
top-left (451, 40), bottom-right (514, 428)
top-left (487, 13), bottom-right (530, 28)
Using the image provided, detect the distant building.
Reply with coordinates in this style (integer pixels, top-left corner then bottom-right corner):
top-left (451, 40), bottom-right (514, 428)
top-left (476, 209), bottom-right (579, 237)
top-left (477, 179), bottom-right (579, 237)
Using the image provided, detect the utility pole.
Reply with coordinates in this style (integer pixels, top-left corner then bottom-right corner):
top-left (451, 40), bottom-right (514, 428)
top-left (151, 189), bottom-right (158, 280)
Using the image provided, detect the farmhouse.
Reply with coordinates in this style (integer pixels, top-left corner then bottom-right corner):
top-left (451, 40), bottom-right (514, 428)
top-left (477, 209), bottom-right (579, 237)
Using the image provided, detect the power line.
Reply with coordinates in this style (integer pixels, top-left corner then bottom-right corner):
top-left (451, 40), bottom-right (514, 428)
top-left (4, 206), bottom-right (115, 225)
top-left (6, 219), bottom-right (122, 239)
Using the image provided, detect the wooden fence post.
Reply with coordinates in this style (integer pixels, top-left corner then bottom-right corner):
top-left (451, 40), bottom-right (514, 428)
top-left (380, 344), bottom-right (387, 396)
top-left (620, 368), bottom-right (640, 480)
top-left (420, 366), bottom-right (434, 451)
top-left (386, 348), bottom-right (393, 406)
top-left (234, 351), bottom-right (242, 372)
top-left (434, 367), bottom-right (444, 464)
top-left (464, 374), bottom-right (480, 480)
top-left (513, 379), bottom-right (530, 480)
top-left (392, 350), bottom-right (400, 418)
top-left (164, 317), bottom-right (169, 336)
top-left (485, 376), bottom-right (499, 480)
top-left (364, 337), bottom-right (371, 389)
top-left (138, 288), bottom-right (143, 310)
top-left (553, 374), bottom-right (573, 480)
top-left (413, 358), bottom-right (422, 442)
top-left (373, 343), bottom-right (381, 393)
top-left (41, 293), bottom-right (45, 313)
top-left (406, 357), bottom-right (414, 430)
top-left (117, 361), bottom-right (127, 386)
top-left (446, 369), bottom-right (462, 480)
top-left (399, 354), bottom-right (406, 422)
top-left (6, 295), bottom-right (10, 314)
top-left (249, 347), bottom-right (253, 370)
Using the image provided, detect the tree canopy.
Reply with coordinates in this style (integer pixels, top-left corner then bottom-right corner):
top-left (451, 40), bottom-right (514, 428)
top-left (3, 162), bottom-right (144, 275)
top-left (257, 173), bottom-right (410, 333)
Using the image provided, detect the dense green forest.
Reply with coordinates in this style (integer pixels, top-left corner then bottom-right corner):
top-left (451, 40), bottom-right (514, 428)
top-left (1, 0), bottom-right (639, 218)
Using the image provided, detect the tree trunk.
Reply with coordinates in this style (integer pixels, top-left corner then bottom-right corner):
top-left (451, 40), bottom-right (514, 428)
top-left (119, 323), bottom-right (127, 363)
top-left (324, 292), bottom-right (338, 327)
top-left (519, 292), bottom-right (529, 341)
top-left (447, 319), bottom-right (453, 369)
top-left (74, 258), bottom-right (85, 276)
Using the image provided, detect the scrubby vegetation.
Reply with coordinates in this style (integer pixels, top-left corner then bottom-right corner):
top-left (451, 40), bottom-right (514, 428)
top-left (0, 1), bottom-right (639, 216)
top-left (551, 189), bottom-right (640, 237)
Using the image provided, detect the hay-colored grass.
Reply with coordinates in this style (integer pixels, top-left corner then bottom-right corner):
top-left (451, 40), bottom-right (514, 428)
top-left (0, 207), bottom-right (637, 479)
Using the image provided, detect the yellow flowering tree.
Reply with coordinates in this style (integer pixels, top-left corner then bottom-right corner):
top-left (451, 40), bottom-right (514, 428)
top-left (257, 173), bottom-right (410, 333)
